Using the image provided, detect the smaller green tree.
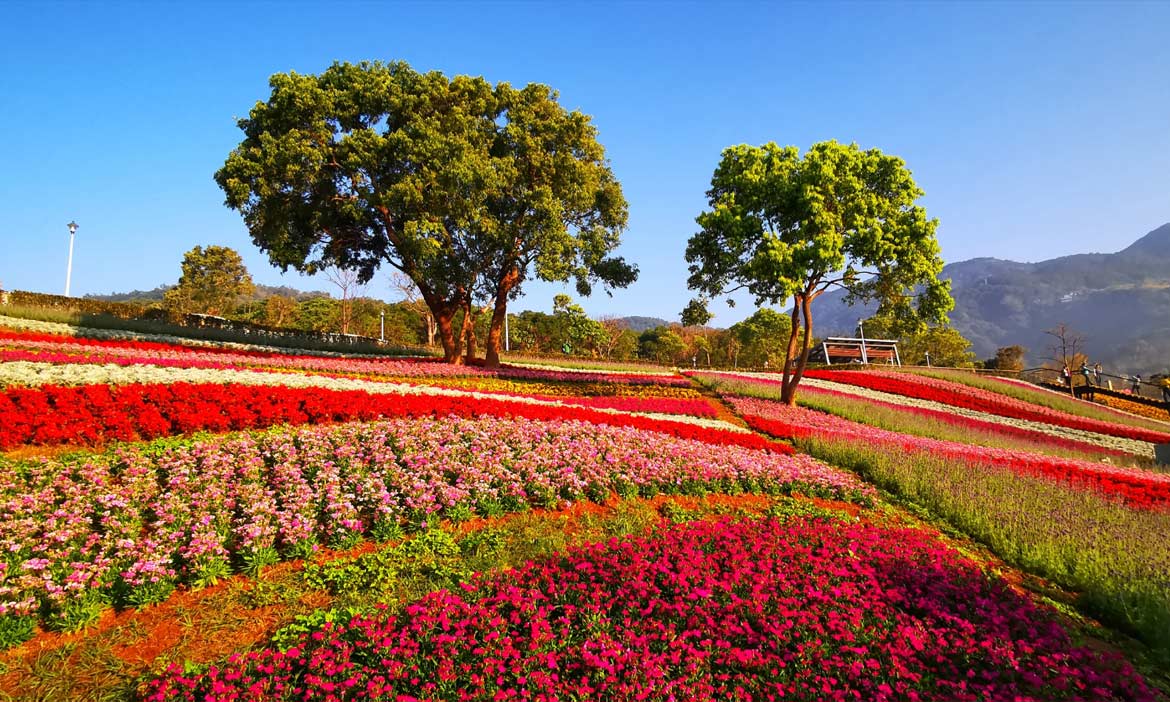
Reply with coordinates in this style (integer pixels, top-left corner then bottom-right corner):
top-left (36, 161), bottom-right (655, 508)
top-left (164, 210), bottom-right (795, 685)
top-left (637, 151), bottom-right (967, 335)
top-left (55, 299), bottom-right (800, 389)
top-left (862, 313), bottom-right (975, 367)
top-left (639, 326), bottom-right (686, 364)
top-left (164, 246), bottom-right (254, 317)
top-left (680, 298), bottom-right (714, 327)
top-left (550, 294), bottom-right (607, 357)
top-left (294, 297), bottom-right (340, 332)
top-left (262, 295), bottom-right (298, 328)
top-left (611, 329), bottom-right (640, 360)
top-left (985, 345), bottom-right (1026, 371)
top-left (905, 326), bottom-right (976, 367)
top-left (729, 308), bottom-right (793, 369)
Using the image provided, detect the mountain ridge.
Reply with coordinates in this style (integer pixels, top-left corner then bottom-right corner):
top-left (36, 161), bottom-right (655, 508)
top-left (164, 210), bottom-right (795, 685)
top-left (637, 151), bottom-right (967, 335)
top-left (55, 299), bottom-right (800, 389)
top-left (813, 223), bottom-right (1170, 375)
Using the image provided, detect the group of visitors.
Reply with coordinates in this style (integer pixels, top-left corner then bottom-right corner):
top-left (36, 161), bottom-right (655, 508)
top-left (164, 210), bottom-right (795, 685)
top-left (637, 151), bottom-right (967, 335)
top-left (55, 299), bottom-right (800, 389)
top-left (1060, 362), bottom-right (1104, 387)
top-left (1062, 362), bottom-right (1170, 403)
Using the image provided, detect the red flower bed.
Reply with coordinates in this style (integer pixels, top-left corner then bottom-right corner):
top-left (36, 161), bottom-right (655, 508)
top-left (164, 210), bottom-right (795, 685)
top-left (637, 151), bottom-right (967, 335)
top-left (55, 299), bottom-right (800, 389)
top-left (804, 370), bottom-right (1170, 444)
top-left (734, 399), bottom-right (1170, 511)
top-left (0, 383), bottom-right (789, 455)
top-left (798, 382), bottom-right (1132, 458)
top-left (145, 517), bottom-right (1155, 702)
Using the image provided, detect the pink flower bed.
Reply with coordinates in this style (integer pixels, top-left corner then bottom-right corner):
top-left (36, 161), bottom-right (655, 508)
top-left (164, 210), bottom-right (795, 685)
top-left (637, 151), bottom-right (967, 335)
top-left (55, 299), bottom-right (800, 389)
top-left (0, 330), bottom-right (689, 386)
top-left (730, 396), bottom-right (1170, 511)
top-left (797, 381), bottom-right (1132, 458)
top-left (803, 370), bottom-right (1170, 444)
top-left (145, 517), bottom-right (1155, 701)
top-left (0, 416), bottom-right (858, 625)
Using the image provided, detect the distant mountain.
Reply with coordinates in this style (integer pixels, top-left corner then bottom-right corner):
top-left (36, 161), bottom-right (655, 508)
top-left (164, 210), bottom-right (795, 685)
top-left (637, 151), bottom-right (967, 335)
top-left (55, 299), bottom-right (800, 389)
top-left (811, 223), bottom-right (1170, 375)
top-left (88, 284), bottom-right (331, 303)
top-left (618, 316), bottom-right (672, 332)
top-left (85, 285), bottom-right (171, 302)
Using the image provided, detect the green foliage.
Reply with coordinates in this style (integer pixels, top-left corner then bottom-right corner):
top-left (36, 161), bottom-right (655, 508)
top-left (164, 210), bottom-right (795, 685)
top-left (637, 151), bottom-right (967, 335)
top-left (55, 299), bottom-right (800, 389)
top-left (270, 607), bottom-right (365, 652)
top-left (985, 345), bottom-right (1027, 371)
top-left (163, 246), bottom-right (254, 317)
top-left (863, 313), bottom-right (976, 367)
top-left (685, 140), bottom-right (953, 398)
top-left (638, 326), bottom-right (686, 364)
top-left (47, 591), bottom-right (108, 632)
top-left (0, 615), bottom-right (35, 649)
top-left (240, 546), bottom-right (280, 576)
top-left (729, 307), bottom-right (792, 368)
top-left (215, 60), bottom-right (635, 363)
top-left (763, 497), bottom-right (851, 524)
top-left (680, 298), bottom-right (714, 327)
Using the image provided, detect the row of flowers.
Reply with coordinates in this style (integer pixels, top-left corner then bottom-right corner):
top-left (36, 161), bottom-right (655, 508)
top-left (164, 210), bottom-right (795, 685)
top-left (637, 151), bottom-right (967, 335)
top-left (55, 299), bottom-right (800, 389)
top-left (0, 416), bottom-right (863, 629)
top-left (728, 396), bottom-right (1170, 511)
top-left (1094, 393), bottom-right (1170, 422)
top-left (797, 375), bottom-right (1155, 458)
top-left (0, 314), bottom-right (393, 359)
top-left (0, 328), bottom-right (690, 386)
top-left (904, 368), bottom-right (1166, 427)
top-left (382, 373), bottom-right (706, 400)
top-left (145, 516), bottom-right (1155, 702)
top-left (0, 381), bottom-right (764, 451)
top-left (802, 369), bottom-right (1170, 445)
top-left (691, 371), bottom-right (1135, 460)
top-left (0, 347), bottom-right (713, 418)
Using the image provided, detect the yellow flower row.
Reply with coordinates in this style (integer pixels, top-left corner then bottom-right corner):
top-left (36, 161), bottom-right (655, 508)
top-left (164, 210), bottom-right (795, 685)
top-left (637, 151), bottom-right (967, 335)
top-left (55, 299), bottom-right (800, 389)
top-left (1094, 394), bottom-right (1170, 422)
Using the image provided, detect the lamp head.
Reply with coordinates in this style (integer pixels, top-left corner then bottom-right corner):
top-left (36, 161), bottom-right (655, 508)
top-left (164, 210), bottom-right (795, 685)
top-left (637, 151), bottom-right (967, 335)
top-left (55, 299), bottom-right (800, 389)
top-left (67, 221), bottom-right (78, 235)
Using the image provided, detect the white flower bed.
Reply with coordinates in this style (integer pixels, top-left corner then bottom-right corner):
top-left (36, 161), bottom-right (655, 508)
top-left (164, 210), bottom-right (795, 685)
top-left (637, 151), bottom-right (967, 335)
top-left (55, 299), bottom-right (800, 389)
top-left (0, 361), bottom-right (749, 433)
top-left (791, 375), bottom-right (1156, 459)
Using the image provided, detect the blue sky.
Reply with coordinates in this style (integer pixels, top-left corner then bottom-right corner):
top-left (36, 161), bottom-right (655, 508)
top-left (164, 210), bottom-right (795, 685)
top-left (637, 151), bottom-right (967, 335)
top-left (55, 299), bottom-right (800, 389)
top-left (1, 1), bottom-right (1167, 325)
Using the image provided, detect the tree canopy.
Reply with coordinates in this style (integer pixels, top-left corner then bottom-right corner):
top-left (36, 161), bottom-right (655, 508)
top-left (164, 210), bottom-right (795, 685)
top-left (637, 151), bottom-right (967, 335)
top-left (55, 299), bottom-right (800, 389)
top-left (163, 245), bottom-right (254, 317)
top-left (216, 60), bottom-right (635, 365)
top-left (684, 140), bottom-right (952, 403)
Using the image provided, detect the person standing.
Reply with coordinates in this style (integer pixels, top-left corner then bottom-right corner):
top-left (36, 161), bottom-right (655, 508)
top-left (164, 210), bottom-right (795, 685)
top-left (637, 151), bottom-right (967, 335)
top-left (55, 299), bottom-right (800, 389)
top-left (1061, 365), bottom-right (1071, 386)
top-left (1093, 362), bottom-right (1102, 386)
top-left (1131, 374), bottom-right (1142, 394)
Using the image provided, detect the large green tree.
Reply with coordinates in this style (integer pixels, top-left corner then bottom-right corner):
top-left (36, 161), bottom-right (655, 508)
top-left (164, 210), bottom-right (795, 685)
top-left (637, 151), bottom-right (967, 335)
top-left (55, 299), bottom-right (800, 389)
top-left (215, 60), bottom-right (634, 366)
top-left (163, 245), bottom-right (254, 317)
top-left (684, 140), bottom-right (952, 403)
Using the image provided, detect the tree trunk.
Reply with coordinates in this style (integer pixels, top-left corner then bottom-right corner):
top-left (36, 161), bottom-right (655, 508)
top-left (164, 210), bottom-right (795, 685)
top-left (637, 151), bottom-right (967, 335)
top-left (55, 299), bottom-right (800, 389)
top-left (436, 308), bottom-right (464, 364)
top-left (461, 300), bottom-right (478, 364)
top-left (484, 269), bottom-right (521, 368)
top-left (780, 301), bottom-right (804, 405)
top-left (425, 312), bottom-right (437, 347)
top-left (787, 293), bottom-right (817, 401)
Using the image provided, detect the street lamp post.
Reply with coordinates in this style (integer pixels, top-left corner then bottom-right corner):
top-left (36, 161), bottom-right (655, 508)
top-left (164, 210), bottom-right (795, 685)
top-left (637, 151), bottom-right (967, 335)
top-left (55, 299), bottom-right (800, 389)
top-left (379, 309), bottom-right (385, 342)
top-left (924, 351), bottom-right (931, 367)
top-left (504, 313), bottom-right (510, 353)
top-left (65, 221), bottom-right (79, 297)
top-left (857, 319), bottom-right (868, 364)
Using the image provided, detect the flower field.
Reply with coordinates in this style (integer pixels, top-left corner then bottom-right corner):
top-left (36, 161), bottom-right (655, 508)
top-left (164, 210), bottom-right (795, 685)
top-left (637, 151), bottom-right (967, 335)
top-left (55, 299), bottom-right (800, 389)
top-left (147, 517), bottom-right (1155, 702)
top-left (690, 370), bottom-right (1139, 461)
top-left (0, 416), bottom-right (862, 633)
top-left (0, 321), bottom-right (1166, 699)
top-left (728, 395), bottom-right (1170, 510)
top-left (803, 369), bottom-right (1170, 444)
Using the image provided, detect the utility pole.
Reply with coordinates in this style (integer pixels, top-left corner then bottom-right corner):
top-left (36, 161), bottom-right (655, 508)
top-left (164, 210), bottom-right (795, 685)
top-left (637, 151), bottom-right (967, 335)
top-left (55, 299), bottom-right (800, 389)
top-left (65, 221), bottom-right (79, 296)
